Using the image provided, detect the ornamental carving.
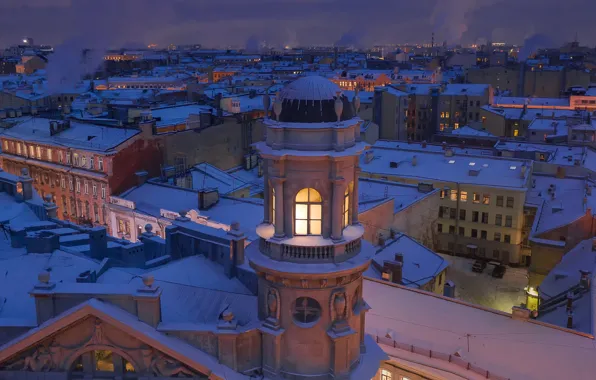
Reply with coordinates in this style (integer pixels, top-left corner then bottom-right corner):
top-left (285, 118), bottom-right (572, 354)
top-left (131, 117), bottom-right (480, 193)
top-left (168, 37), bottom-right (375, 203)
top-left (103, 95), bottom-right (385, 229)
top-left (267, 287), bottom-right (281, 321)
top-left (145, 349), bottom-right (196, 378)
top-left (330, 290), bottom-right (348, 322)
top-left (5, 344), bottom-right (54, 372)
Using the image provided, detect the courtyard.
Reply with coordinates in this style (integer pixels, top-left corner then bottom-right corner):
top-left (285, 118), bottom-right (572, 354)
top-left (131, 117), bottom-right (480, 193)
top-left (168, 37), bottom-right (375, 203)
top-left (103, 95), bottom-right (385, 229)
top-left (439, 253), bottom-right (529, 313)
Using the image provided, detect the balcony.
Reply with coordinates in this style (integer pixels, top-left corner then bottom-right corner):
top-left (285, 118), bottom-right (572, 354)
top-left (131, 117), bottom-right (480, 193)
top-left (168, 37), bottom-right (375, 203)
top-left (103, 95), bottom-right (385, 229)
top-left (256, 223), bottom-right (364, 264)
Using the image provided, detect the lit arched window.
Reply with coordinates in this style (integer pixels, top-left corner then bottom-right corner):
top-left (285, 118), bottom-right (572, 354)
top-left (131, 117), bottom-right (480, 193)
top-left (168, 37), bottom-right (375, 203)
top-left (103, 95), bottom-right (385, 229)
top-left (343, 187), bottom-right (350, 228)
top-left (271, 187), bottom-right (276, 225)
top-left (295, 188), bottom-right (322, 235)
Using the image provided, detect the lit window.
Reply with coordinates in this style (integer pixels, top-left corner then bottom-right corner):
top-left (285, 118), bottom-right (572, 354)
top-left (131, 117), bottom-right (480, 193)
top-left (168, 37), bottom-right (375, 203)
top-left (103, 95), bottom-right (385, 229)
top-left (81, 156), bottom-right (86, 167)
top-left (2, 140), bottom-right (7, 151)
top-left (98, 157), bottom-right (104, 171)
top-left (448, 160), bottom-right (455, 164)
top-left (29, 145), bottom-right (35, 157)
top-left (36, 146), bottom-right (41, 159)
top-left (73, 153), bottom-right (79, 166)
top-left (513, 129), bottom-right (519, 137)
top-left (460, 191), bottom-right (468, 202)
top-left (381, 369), bottom-right (392, 380)
top-left (66, 152), bottom-right (71, 164)
top-left (58, 151), bottom-right (63, 162)
top-left (454, 123), bottom-right (459, 129)
top-left (94, 350), bottom-right (114, 372)
top-left (473, 193), bottom-right (480, 203)
top-left (271, 188), bottom-right (276, 225)
top-left (16, 143), bottom-right (21, 155)
top-left (343, 186), bottom-right (350, 228)
top-left (47, 148), bottom-right (52, 161)
top-left (89, 156), bottom-right (94, 169)
top-left (450, 190), bottom-right (458, 201)
top-left (295, 188), bottom-right (322, 235)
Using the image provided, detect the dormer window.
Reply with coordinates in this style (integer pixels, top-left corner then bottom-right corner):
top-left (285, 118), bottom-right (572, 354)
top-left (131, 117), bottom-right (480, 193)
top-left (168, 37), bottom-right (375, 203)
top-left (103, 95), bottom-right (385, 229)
top-left (295, 188), bottom-right (322, 236)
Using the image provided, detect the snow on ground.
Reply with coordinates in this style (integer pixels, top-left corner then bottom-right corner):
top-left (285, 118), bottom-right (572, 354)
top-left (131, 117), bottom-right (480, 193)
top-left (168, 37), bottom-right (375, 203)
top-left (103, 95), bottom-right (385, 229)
top-left (439, 253), bottom-right (528, 313)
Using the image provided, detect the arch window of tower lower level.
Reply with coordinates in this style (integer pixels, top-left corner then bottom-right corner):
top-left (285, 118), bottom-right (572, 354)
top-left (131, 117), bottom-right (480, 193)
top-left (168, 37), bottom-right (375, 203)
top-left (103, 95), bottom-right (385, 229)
top-left (272, 187), bottom-right (276, 225)
top-left (295, 188), bottom-right (322, 236)
top-left (343, 186), bottom-right (350, 228)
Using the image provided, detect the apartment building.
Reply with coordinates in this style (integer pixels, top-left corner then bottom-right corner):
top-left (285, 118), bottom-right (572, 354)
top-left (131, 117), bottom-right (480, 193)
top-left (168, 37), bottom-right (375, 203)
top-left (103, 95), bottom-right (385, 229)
top-left (359, 143), bottom-right (532, 265)
top-left (372, 86), bottom-right (409, 140)
top-left (330, 70), bottom-right (392, 92)
top-left (0, 118), bottom-right (161, 231)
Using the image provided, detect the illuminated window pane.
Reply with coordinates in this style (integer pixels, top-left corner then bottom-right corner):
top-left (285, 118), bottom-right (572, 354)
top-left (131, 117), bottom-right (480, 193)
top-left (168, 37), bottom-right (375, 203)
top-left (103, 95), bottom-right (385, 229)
top-left (296, 204), bottom-right (308, 220)
top-left (296, 188), bottom-right (309, 202)
top-left (271, 188), bottom-right (276, 224)
top-left (94, 350), bottom-right (114, 372)
top-left (124, 359), bottom-right (135, 373)
top-left (309, 188), bottom-right (322, 202)
top-left (344, 211), bottom-right (349, 227)
top-left (310, 220), bottom-right (322, 235)
top-left (310, 204), bottom-right (322, 220)
top-left (296, 220), bottom-right (308, 235)
top-left (71, 355), bottom-right (83, 372)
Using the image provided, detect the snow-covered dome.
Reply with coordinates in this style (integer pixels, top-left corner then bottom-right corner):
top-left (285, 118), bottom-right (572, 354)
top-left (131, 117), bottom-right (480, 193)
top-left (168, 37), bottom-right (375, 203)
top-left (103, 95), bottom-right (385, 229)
top-left (275, 76), bottom-right (355, 123)
top-left (278, 76), bottom-right (340, 101)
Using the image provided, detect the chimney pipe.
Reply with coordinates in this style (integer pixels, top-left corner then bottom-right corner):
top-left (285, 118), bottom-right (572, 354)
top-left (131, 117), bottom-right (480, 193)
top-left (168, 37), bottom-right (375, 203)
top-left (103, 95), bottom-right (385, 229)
top-left (421, 140), bottom-right (427, 148)
top-left (566, 291), bottom-right (573, 312)
top-left (394, 253), bottom-right (404, 263)
top-left (567, 310), bottom-right (573, 329)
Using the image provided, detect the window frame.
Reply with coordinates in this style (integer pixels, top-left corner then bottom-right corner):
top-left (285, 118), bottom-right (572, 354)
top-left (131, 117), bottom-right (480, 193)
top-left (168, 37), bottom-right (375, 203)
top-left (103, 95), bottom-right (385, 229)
top-left (295, 188), bottom-right (323, 236)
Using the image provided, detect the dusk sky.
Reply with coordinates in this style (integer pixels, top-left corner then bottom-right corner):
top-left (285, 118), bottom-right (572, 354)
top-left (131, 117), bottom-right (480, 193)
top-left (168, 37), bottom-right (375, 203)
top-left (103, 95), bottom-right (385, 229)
top-left (0, 0), bottom-right (593, 49)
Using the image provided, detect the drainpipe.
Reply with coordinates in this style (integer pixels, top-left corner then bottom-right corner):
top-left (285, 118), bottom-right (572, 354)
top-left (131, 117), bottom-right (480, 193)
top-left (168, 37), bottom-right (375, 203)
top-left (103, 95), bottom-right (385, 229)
top-left (453, 182), bottom-right (461, 256)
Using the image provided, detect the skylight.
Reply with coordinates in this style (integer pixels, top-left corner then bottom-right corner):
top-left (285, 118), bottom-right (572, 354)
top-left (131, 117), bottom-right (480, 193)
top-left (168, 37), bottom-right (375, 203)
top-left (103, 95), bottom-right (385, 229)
top-left (510, 166), bottom-right (517, 170)
top-left (448, 160), bottom-right (456, 164)
top-left (469, 162), bottom-right (476, 166)
top-left (482, 164), bottom-right (489, 168)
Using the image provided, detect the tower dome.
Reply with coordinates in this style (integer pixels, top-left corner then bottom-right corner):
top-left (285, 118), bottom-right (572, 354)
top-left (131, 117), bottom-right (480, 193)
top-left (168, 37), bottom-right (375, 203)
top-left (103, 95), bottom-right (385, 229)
top-left (276, 76), bottom-right (354, 123)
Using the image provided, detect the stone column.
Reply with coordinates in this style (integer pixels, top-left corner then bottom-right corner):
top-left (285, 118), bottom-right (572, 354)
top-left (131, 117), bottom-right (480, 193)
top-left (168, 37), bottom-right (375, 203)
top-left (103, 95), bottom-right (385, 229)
top-left (261, 329), bottom-right (284, 378)
top-left (331, 178), bottom-right (345, 241)
top-left (352, 166), bottom-right (360, 225)
top-left (271, 177), bottom-right (286, 238)
top-left (263, 162), bottom-right (271, 223)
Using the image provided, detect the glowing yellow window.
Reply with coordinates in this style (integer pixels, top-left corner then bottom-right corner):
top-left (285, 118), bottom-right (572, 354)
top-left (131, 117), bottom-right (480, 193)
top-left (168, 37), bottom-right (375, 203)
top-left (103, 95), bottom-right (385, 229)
top-left (513, 129), bottom-right (519, 137)
top-left (271, 188), bottom-right (276, 225)
top-left (295, 188), bottom-right (322, 235)
top-left (343, 187), bottom-right (350, 228)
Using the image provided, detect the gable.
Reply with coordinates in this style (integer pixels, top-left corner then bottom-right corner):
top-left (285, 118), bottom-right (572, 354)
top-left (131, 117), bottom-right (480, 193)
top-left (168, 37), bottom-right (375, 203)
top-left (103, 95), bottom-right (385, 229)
top-left (0, 299), bottom-right (224, 379)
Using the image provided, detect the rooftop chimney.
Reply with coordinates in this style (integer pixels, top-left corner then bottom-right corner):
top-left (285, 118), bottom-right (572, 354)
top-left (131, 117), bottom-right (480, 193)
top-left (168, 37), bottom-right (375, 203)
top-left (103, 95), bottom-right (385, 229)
top-left (135, 170), bottom-right (148, 186)
top-left (579, 270), bottom-right (591, 290)
top-left (411, 155), bottom-right (418, 166)
top-left (421, 140), bottom-right (427, 148)
top-left (511, 306), bottom-right (531, 321)
top-left (445, 148), bottom-right (454, 157)
top-left (441, 141), bottom-right (447, 150)
top-left (567, 310), bottom-right (574, 329)
top-left (566, 291), bottom-right (574, 312)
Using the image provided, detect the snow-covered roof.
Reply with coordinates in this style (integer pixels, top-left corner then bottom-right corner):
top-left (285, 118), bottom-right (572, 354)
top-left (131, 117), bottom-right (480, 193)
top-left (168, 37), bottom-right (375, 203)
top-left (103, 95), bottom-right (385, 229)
top-left (278, 76), bottom-right (340, 101)
top-left (528, 118), bottom-right (567, 136)
top-left (151, 104), bottom-right (214, 127)
top-left (441, 84), bottom-right (489, 96)
top-left (0, 117), bottom-right (140, 152)
top-left (363, 278), bottom-right (596, 380)
top-left (451, 126), bottom-right (494, 137)
top-left (365, 234), bottom-right (448, 288)
top-left (358, 178), bottom-right (435, 214)
top-left (361, 146), bottom-right (530, 189)
top-left (528, 175), bottom-right (596, 235)
top-left (191, 162), bottom-right (251, 194)
top-left (493, 96), bottom-right (569, 108)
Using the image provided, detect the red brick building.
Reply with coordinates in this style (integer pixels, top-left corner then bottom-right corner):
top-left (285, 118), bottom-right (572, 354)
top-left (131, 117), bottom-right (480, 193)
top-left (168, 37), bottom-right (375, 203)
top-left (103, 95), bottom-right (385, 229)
top-left (0, 118), bottom-right (162, 232)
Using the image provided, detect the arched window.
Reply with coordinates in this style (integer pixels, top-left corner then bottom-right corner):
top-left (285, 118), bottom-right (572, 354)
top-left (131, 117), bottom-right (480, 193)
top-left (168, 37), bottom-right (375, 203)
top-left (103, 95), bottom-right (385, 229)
top-left (70, 350), bottom-right (135, 379)
top-left (271, 187), bottom-right (276, 225)
top-left (343, 187), bottom-right (350, 228)
top-left (295, 188), bottom-right (322, 235)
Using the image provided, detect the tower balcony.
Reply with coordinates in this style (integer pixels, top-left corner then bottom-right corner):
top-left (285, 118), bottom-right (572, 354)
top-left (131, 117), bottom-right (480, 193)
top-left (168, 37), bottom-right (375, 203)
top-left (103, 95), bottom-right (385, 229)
top-left (256, 223), bottom-right (364, 264)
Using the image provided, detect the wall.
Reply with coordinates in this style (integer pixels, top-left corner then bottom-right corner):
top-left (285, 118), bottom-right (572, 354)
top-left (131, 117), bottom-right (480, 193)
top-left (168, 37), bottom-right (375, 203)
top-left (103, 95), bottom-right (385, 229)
top-left (392, 189), bottom-right (441, 249)
top-left (358, 200), bottom-right (394, 243)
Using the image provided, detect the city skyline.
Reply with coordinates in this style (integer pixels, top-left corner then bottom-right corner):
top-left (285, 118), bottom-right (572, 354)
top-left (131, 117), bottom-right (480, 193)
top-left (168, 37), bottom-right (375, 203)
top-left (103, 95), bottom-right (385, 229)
top-left (0, 0), bottom-right (593, 50)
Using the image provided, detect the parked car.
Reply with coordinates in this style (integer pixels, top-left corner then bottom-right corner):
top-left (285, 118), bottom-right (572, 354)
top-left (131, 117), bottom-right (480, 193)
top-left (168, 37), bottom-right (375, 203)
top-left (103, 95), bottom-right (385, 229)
top-left (492, 265), bottom-right (507, 278)
top-left (472, 260), bottom-right (487, 273)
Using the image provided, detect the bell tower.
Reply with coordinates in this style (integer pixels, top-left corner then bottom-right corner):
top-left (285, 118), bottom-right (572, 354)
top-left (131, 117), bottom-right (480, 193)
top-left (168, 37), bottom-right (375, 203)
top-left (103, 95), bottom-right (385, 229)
top-left (247, 76), bottom-right (377, 379)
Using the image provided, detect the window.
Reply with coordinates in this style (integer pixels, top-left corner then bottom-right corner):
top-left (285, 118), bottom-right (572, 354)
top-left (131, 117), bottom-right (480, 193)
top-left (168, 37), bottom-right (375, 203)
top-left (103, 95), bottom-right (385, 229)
top-left (494, 232), bottom-right (501, 242)
top-left (505, 215), bottom-right (513, 227)
top-left (293, 297), bottom-right (321, 324)
top-left (76, 178), bottom-right (80, 193)
top-left (459, 227), bottom-right (465, 236)
top-left (460, 191), bottom-right (468, 202)
top-left (506, 197), bottom-right (514, 208)
top-left (118, 219), bottom-right (125, 233)
top-left (449, 208), bottom-right (456, 219)
top-left (89, 156), bottom-right (94, 169)
top-left (73, 153), bottom-right (79, 166)
top-left (450, 190), bottom-right (458, 201)
top-left (473, 193), bottom-right (480, 203)
top-left (472, 211), bottom-right (479, 222)
top-left (94, 350), bottom-right (114, 372)
top-left (295, 188), bottom-right (322, 235)
top-left (36, 146), bottom-right (41, 159)
top-left (138, 224), bottom-right (143, 237)
top-left (2, 140), bottom-right (7, 151)
top-left (495, 214), bottom-right (502, 226)
top-left (94, 204), bottom-right (99, 222)
top-left (449, 225), bottom-right (455, 234)
top-left (29, 145), bottom-right (35, 157)
top-left (101, 184), bottom-right (106, 199)
top-left (343, 186), bottom-right (350, 228)
top-left (481, 230), bottom-right (487, 239)
top-left (92, 182), bottom-right (97, 197)
top-left (471, 229), bottom-right (478, 238)
top-left (459, 209), bottom-right (466, 221)
top-left (81, 156), bottom-right (86, 167)
top-left (437, 223), bottom-right (443, 233)
top-left (69, 177), bottom-right (73, 191)
top-left (98, 157), bottom-right (104, 171)
top-left (84, 180), bottom-right (89, 195)
top-left (504, 234), bottom-right (511, 243)
top-left (381, 369), bottom-right (392, 380)
top-left (440, 189), bottom-right (447, 199)
top-left (271, 188), bottom-right (276, 224)
top-left (66, 152), bottom-right (71, 164)
top-left (496, 196), bottom-right (504, 207)
top-left (58, 150), bottom-right (63, 163)
top-left (481, 212), bottom-right (488, 224)
top-left (16, 143), bottom-right (21, 155)
top-left (483, 194), bottom-right (490, 205)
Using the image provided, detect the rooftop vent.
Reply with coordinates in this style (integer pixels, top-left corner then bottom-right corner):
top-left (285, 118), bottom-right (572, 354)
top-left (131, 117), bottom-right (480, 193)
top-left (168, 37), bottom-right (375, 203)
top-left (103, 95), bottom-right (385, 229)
top-left (389, 161), bottom-right (398, 168)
